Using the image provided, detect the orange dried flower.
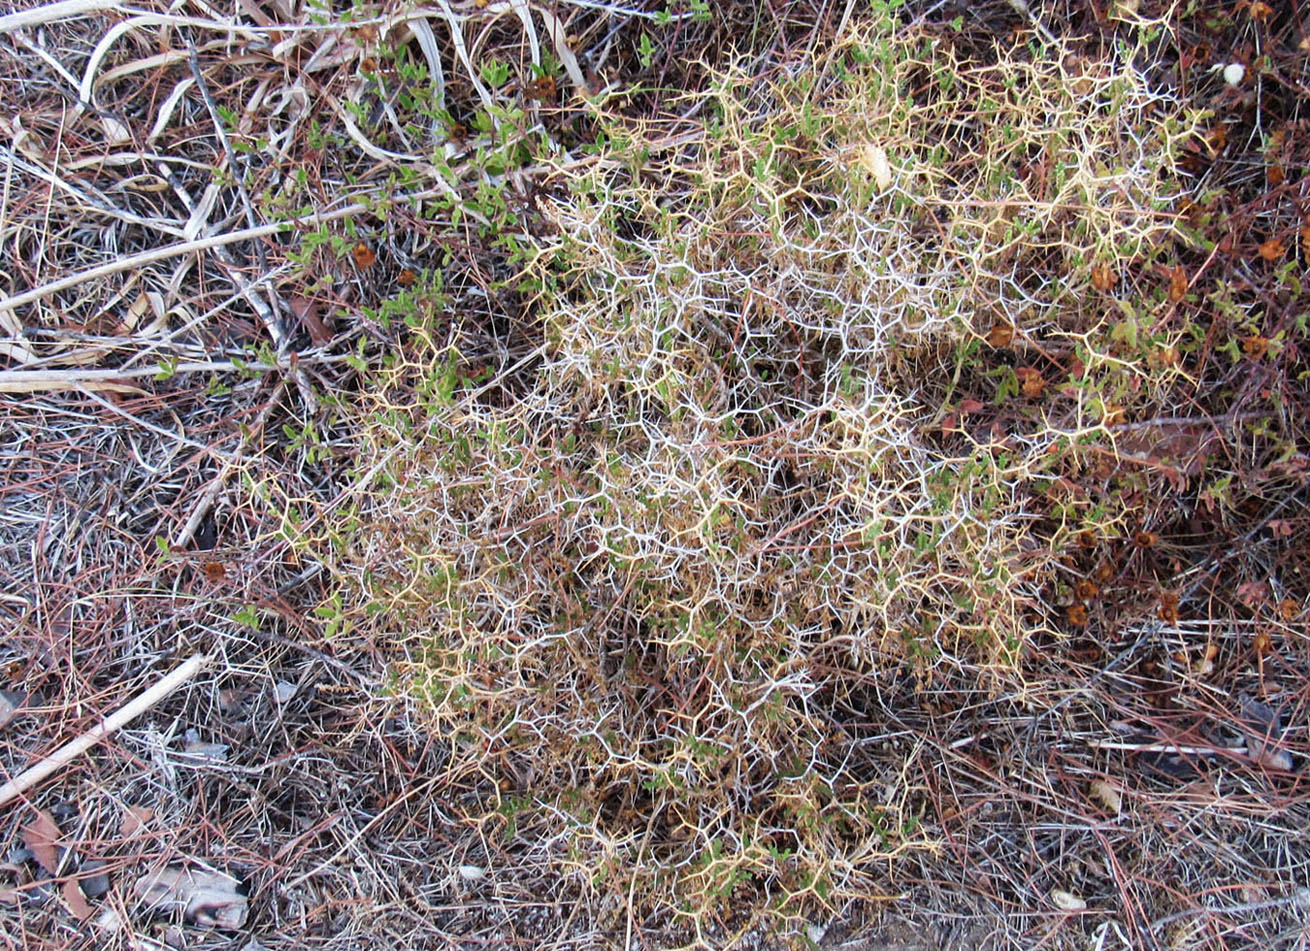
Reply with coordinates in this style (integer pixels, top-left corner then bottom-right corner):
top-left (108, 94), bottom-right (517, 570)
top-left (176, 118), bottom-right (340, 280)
top-left (1242, 335), bottom-right (1269, 359)
top-left (397, 268), bottom-right (417, 287)
top-left (1078, 530), bottom-right (1097, 550)
top-left (1067, 603), bottom-right (1090, 626)
top-left (988, 322), bottom-right (1015, 347)
top-left (1016, 367), bottom-right (1045, 398)
top-left (526, 76), bottom-right (557, 101)
top-left (1157, 591), bottom-right (1179, 624)
top-left (1075, 580), bottom-right (1100, 601)
top-left (1257, 238), bottom-right (1285, 262)
top-left (1091, 263), bottom-right (1118, 292)
top-left (1253, 631), bottom-right (1272, 654)
top-left (1132, 531), bottom-right (1158, 549)
top-left (1247, 1), bottom-right (1273, 19)
top-left (1094, 561), bottom-right (1115, 584)
top-left (1278, 598), bottom-right (1299, 621)
top-left (352, 242), bottom-right (376, 268)
top-left (1166, 266), bottom-right (1188, 302)
top-left (202, 562), bottom-right (226, 582)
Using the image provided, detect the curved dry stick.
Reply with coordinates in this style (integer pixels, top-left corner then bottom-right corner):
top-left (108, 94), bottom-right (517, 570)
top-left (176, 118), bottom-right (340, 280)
top-left (0, 655), bottom-right (210, 809)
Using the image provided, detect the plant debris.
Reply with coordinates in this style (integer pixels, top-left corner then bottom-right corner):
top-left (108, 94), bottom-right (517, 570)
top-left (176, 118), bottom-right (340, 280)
top-left (134, 867), bottom-right (248, 930)
top-left (1, 0), bottom-right (1306, 948)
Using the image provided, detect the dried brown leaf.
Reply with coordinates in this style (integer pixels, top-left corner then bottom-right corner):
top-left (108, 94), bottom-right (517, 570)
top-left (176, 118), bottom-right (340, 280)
top-left (62, 877), bottom-right (96, 921)
top-left (119, 805), bottom-right (153, 839)
top-left (289, 295), bottom-right (332, 347)
top-left (1268, 519), bottom-right (1293, 539)
top-left (22, 810), bottom-right (62, 875)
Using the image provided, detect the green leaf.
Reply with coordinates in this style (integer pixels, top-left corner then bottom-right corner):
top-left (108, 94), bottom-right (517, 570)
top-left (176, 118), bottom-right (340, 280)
top-left (232, 606), bottom-right (261, 629)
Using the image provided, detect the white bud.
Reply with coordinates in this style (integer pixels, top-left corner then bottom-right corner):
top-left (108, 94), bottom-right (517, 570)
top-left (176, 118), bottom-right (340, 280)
top-left (1223, 63), bottom-right (1245, 86)
top-left (858, 144), bottom-right (892, 192)
top-left (1051, 888), bottom-right (1087, 911)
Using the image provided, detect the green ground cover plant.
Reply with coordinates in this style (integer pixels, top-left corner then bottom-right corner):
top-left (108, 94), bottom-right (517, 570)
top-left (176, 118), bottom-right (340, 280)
top-left (1, 0), bottom-right (1306, 948)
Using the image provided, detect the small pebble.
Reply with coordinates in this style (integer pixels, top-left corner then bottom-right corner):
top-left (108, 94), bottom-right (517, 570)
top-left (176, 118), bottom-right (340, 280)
top-left (79, 859), bottom-right (111, 898)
